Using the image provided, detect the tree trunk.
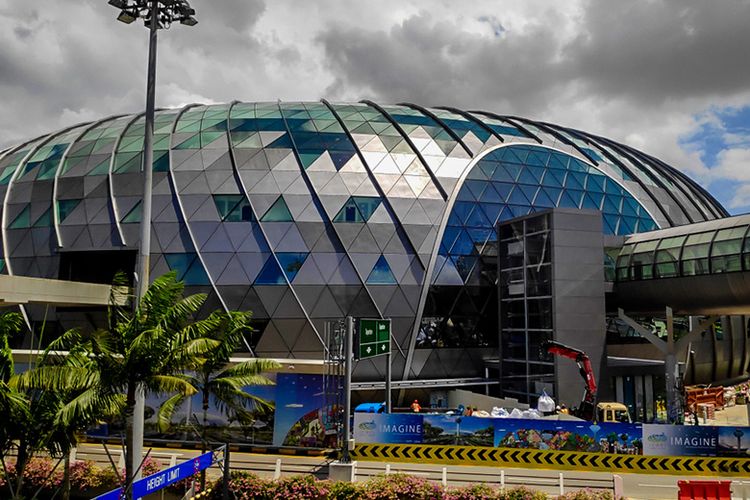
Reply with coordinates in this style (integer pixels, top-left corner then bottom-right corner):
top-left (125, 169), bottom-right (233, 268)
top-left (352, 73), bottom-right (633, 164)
top-left (124, 381), bottom-right (136, 499)
top-left (200, 390), bottom-right (209, 491)
top-left (62, 452), bottom-right (71, 500)
top-left (13, 442), bottom-right (27, 500)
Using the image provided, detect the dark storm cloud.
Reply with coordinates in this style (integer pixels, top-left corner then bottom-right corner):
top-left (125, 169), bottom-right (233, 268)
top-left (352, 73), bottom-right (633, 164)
top-left (0, 0), bottom-right (268, 147)
top-left (568, 0), bottom-right (750, 103)
top-left (319, 0), bottom-right (750, 111)
top-left (318, 11), bottom-right (569, 114)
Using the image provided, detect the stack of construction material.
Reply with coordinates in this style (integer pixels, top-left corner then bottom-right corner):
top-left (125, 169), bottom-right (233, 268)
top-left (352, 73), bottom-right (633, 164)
top-left (697, 402), bottom-right (715, 420)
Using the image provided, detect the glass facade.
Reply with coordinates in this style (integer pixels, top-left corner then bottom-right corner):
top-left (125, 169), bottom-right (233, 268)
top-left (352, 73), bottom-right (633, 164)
top-left (617, 223), bottom-right (750, 281)
top-left (498, 214), bottom-right (554, 402)
top-left (0, 101), bottom-right (725, 383)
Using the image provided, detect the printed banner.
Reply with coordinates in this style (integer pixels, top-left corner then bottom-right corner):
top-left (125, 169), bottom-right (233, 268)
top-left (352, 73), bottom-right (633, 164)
top-left (494, 418), bottom-right (643, 454)
top-left (642, 424), bottom-right (717, 456)
top-left (354, 413), bottom-right (424, 444)
top-left (717, 426), bottom-right (750, 457)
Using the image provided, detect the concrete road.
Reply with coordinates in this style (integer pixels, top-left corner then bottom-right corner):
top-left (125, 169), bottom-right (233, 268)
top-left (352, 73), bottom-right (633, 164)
top-left (73, 442), bottom-right (750, 499)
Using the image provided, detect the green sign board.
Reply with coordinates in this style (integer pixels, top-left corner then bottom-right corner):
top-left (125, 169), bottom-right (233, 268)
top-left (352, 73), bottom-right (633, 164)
top-left (358, 318), bottom-right (391, 359)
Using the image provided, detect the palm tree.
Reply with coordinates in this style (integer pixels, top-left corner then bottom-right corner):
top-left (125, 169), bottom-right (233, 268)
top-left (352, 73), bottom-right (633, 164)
top-left (157, 310), bottom-right (280, 488)
top-left (15, 328), bottom-right (125, 499)
top-left (0, 312), bottom-right (30, 498)
top-left (17, 272), bottom-right (223, 497)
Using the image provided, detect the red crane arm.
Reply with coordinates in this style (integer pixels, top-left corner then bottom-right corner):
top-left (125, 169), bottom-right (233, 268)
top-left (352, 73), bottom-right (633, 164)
top-left (542, 340), bottom-right (598, 403)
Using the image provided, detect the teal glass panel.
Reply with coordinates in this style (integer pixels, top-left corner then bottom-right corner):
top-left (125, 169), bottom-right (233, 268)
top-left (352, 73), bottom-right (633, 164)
top-left (164, 253), bottom-right (209, 285)
top-left (260, 196), bottom-right (293, 222)
top-left (353, 197), bottom-right (381, 221)
top-left (334, 198), bottom-right (362, 222)
top-left (9, 205), bottom-right (31, 229)
top-left (33, 209), bottom-right (52, 227)
top-left (57, 199), bottom-right (81, 223)
top-left (121, 201), bottom-right (142, 223)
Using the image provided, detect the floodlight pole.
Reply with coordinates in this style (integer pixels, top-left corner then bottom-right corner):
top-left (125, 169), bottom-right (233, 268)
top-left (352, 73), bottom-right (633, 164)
top-left (132, 0), bottom-right (159, 486)
top-left (342, 316), bottom-right (353, 463)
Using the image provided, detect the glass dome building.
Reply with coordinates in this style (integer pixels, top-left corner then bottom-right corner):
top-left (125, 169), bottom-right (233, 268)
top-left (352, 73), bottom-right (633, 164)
top-left (0, 101), bottom-right (726, 391)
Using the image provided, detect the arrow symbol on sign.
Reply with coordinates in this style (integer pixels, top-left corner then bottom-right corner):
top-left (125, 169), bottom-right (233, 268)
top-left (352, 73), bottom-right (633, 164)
top-left (380, 344), bottom-right (386, 351)
top-left (366, 346), bottom-right (372, 354)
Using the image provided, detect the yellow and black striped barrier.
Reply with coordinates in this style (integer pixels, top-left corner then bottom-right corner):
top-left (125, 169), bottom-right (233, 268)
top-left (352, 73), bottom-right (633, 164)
top-left (350, 443), bottom-right (750, 476)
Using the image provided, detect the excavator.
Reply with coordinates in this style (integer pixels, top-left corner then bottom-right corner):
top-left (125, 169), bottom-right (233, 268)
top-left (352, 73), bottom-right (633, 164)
top-left (541, 340), bottom-right (631, 423)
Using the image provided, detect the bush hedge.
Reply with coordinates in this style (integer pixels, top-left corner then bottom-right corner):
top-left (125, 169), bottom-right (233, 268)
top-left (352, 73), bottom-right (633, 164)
top-left (206, 472), bottom-right (613, 500)
top-left (1, 458), bottom-right (615, 500)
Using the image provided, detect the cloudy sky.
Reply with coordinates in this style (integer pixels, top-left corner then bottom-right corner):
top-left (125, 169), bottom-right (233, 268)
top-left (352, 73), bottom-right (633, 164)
top-left (1, 0), bottom-right (749, 212)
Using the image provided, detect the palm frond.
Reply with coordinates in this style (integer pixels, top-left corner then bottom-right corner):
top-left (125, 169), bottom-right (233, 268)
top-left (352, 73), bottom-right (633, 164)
top-left (12, 365), bottom-right (99, 392)
top-left (156, 393), bottom-right (186, 433)
top-left (220, 359), bottom-right (282, 378)
top-left (55, 388), bottom-right (125, 429)
top-left (147, 375), bottom-right (198, 397)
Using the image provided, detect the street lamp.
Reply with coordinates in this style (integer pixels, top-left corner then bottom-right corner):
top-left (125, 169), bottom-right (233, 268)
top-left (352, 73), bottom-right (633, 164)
top-left (106, 0), bottom-right (197, 492)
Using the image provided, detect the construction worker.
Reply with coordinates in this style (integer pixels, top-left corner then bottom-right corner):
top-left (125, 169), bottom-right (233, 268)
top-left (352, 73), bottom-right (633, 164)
top-left (411, 399), bottom-right (421, 412)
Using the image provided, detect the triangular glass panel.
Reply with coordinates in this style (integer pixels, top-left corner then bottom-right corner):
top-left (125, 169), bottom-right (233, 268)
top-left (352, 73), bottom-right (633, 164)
top-left (330, 151), bottom-right (354, 170)
top-left (490, 164), bottom-right (514, 182)
top-left (299, 152), bottom-right (322, 169)
top-left (451, 254), bottom-right (478, 281)
top-left (479, 183), bottom-right (503, 203)
top-left (464, 180), bottom-right (487, 200)
top-left (121, 201), bottom-right (142, 223)
top-left (603, 214), bottom-right (619, 235)
top-left (333, 197), bottom-right (364, 222)
top-left (32, 208), bottom-right (52, 228)
top-left (352, 197), bottom-right (382, 221)
top-left (507, 186), bottom-right (531, 205)
top-left (587, 174), bottom-right (605, 193)
top-left (619, 216), bottom-right (638, 235)
top-left (87, 158), bottom-right (110, 176)
top-left (601, 195), bottom-right (621, 214)
top-left (622, 197), bottom-right (640, 217)
top-left (465, 204), bottom-right (492, 228)
top-left (479, 203), bottom-right (503, 225)
top-left (559, 190), bottom-right (582, 208)
top-left (9, 205), bottom-right (31, 229)
top-left (517, 167), bottom-right (538, 185)
top-left (276, 252), bottom-right (309, 282)
top-left (183, 257), bottom-right (210, 285)
top-left (366, 255), bottom-right (397, 284)
top-left (565, 172), bottom-right (586, 190)
top-left (492, 182), bottom-right (515, 201)
top-left (57, 199), bottom-right (81, 223)
top-left (581, 193), bottom-right (601, 210)
top-left (542, 187), bottom-right (563, 206)
top-left (254, 256), bottom-right (287, 285)
top-left (534, 189), bottom-right (556, 208)
top-left (267, 134), bottom-right (294, 149)
top-left (260, 196), bottom-right (293, 222)
top-left (450, 229), bottom-right (475, 255)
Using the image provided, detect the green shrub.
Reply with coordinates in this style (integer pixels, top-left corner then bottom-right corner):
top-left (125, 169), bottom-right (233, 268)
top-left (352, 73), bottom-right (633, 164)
top-left (327, 479), bottom-right (363, 499)
top-left (360, 473), bottom-right (443, 499)
top-left (445, 483), bottom-right (501, 500)
top-left (557, 489), bottom-right (614, 500)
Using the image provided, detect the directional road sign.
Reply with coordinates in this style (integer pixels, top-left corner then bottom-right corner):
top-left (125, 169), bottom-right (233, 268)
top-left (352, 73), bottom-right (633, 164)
top-left (358, 318), bottom-right (390, 359)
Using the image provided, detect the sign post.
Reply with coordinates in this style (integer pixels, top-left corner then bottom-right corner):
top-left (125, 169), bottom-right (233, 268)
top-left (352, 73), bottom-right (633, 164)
top-left (95, 447), bottom-right (223, 500)
top-left (358, 318), bottom-right (392, 412)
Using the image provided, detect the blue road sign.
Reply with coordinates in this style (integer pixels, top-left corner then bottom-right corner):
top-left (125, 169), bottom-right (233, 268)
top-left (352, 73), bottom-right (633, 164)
top-left (95, 450), bottom-right (215, 500)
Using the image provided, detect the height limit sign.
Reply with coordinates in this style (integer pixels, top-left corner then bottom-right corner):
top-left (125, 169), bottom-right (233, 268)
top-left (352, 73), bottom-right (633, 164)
top-left (358, 319), bottom-right (391, 359)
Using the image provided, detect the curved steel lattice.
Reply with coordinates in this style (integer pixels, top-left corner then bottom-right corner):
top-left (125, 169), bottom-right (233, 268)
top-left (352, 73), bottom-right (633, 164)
top-left (0, 101), bottom-right (725, 382)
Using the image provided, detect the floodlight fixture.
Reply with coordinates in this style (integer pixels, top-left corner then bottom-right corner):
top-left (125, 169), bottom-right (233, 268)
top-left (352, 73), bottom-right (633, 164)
top-left (107, 0), bottom-right (198, 29)
top-left (117, 9), bottom-right (137, 24)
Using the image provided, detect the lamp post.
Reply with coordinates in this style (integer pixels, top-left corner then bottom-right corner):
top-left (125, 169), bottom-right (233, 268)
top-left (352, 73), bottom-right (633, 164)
top-left (106, 0), bottom-right (197, 491)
